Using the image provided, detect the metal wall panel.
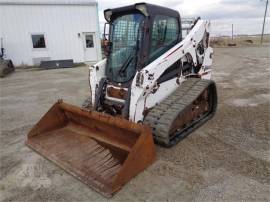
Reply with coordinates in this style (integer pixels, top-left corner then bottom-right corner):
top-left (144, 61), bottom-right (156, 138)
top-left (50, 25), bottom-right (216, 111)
top-left (0, 2), bottom-right (102, 66)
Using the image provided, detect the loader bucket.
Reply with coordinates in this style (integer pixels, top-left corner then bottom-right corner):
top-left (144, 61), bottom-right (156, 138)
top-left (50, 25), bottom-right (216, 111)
top-left (26, 100), bottom-right (155, 197)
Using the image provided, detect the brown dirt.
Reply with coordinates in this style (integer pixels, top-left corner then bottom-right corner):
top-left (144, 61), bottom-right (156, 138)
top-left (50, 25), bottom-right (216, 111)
top-left (0, 46), bottom-right (270, 201)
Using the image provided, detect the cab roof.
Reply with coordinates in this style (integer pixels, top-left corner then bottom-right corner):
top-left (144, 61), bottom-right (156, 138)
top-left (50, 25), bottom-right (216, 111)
top-left (104, 2), bottom-right (180, 22)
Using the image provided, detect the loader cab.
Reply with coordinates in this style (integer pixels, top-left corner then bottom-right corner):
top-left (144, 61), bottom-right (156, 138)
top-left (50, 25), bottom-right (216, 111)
top-left (103, 3), bottom-right (182, 86)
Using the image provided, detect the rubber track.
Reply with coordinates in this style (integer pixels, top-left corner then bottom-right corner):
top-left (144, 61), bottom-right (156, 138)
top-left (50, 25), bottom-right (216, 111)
top-left (144, 78), bottom-right (217, 147)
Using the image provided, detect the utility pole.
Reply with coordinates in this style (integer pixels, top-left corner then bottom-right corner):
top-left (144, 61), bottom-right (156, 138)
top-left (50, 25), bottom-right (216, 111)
top-left (261, 0), bottom-right (269, 44)
top-left (231, 24), bottom-right (234, 42)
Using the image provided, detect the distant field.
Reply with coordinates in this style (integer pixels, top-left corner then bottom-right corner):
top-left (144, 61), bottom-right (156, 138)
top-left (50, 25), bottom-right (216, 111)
top-left (210, 34), bottom-right (270, 47)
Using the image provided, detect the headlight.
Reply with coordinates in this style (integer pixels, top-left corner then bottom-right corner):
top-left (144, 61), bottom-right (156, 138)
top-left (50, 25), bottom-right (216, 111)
top-left (136, 71), bottom-right (144, 87)
top-left (104, 9), bottom-right (112, 22)
top-left (135, 3), bottom-right (149, 17)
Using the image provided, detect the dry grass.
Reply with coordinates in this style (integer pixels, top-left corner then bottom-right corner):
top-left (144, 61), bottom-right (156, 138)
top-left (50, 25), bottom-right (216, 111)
top-left (210, 34), bottom-right (270, 47)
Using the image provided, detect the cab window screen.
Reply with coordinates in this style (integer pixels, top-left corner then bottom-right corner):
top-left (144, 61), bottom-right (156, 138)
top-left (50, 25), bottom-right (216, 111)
top-left (106, 14), bottom-right (144, 83)
top-left (149, 15), bottom-right (179, 63)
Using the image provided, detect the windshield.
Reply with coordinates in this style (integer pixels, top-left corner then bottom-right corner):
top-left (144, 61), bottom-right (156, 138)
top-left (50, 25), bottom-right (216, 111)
top-left (106, 13), bottom-right (144, 83)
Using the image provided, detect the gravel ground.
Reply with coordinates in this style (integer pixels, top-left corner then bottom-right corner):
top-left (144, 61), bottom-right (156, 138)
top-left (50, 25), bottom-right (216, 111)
top-left (0, 46), bottom-right (269, 201)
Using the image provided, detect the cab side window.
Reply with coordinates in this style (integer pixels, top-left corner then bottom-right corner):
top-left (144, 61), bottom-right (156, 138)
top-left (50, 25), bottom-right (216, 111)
top-left (149, 15), bottom-right (179, 63)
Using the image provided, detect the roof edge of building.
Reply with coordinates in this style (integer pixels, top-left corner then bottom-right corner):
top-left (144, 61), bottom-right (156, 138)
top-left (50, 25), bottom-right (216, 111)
top-left (0, 1), bottom-right (97, 6)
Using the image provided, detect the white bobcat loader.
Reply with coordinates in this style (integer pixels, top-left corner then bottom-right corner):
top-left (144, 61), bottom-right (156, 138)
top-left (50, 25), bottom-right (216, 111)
top-left (26, 3), bottom-right (217, 197)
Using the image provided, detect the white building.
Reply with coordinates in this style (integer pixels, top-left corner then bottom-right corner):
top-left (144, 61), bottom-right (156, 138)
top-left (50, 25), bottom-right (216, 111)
top-left (0, 0), bottom-right (102, 66)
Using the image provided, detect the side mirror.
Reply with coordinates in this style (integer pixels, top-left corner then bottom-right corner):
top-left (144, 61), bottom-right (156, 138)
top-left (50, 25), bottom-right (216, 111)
top-left (102, 22), bottom-right (112, 56)
top-left (103, 23), bottom-right (110, 40)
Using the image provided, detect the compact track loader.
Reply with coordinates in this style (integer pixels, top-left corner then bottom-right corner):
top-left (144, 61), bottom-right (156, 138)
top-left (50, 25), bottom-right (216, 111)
top-left (26, 3), bottom-right (217, 197)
